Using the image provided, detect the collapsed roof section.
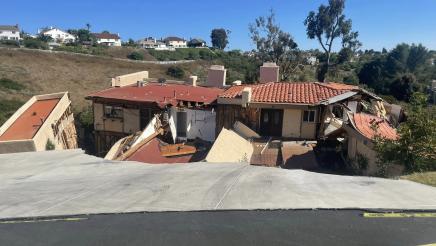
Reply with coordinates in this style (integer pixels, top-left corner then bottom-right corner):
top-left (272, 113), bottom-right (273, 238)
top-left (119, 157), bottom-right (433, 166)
top-left (87, 82), bottom-right (224, 108)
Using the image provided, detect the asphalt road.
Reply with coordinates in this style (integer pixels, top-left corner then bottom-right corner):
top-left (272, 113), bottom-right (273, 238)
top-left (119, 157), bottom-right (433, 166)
top-left (1, 210), bottom-right (435, 246)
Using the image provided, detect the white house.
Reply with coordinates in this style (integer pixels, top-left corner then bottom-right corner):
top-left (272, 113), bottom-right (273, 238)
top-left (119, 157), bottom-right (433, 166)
top-left (0, 25), bottom-right (21, 41)
top-left (93, 33), bottom-right (121, 46)
top-left (138, 37), bottom-right (174, 50)
top-left (39, 27), bottom-right (76, 43)
top-left (164, 36), bottom-right (187, 48)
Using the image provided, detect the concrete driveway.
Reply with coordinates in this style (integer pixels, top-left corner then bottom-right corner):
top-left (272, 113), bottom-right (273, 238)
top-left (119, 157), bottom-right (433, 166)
top-left (0, 149), bottom-right (435, 219)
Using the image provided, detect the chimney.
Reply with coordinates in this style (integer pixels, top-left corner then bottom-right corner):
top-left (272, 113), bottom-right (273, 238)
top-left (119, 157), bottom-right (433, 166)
top-left (259, 62), bottom-right (279, 83)
top-left (232, 80), bottom-right (242, 86)
top-left (188, 75), bottom-right (198, 87)
top-left (241, 87), bottom-right (252, 108)
top-left (206, 65), bottom-right (226, 88)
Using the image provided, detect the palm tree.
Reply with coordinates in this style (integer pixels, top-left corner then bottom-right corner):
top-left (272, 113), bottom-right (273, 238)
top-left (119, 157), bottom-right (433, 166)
top-left (85, 23), bottom-right (91, 31)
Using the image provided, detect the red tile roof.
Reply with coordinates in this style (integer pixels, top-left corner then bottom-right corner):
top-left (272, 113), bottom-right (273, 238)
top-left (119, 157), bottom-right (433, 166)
top-left (351, 113), bottom-right (398, 140)
top-left (219, 82), bottom-right (356, 104)
top-left (126, 138), bottom-right (192, 164)
top-left (87, 83), bottom-right (224, 108)
top-left (92, 33), bottom-right (120, 40)
top-left (0, 99), bottom-right (60, 141)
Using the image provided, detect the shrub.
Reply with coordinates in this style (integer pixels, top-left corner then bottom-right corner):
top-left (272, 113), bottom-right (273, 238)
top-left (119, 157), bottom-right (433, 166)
top-left (0, 78), bottom-right (25, 90)
top-left (166, 66), bottom-right (185, 79)
top-left (45, 139), bottom-right (55, 150)
top-left (0, 99), bottom-right (24, 125)
top-left (127, 51), bottom-right (144, 60)
top-left (23, 38), bottom-right (48, 49)
top-left (0, 40), bottom-right (19, 47)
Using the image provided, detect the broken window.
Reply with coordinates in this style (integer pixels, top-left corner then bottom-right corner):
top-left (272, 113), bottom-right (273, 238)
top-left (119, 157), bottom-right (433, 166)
top-left (303, 110), bottom-right (316, 123)
top-left (104, 105), bottom-right (123, 119)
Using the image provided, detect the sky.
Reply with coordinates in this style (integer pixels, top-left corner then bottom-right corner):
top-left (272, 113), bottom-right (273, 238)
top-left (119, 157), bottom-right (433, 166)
top-left (3, 0), bottom-right (436, 51)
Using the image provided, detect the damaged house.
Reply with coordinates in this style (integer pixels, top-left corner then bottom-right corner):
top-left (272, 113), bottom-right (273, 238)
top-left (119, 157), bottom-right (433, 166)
top-left (213, 63), bottom-right (395, 173)
top-left (0, 92), bottom-right (78, 154)
top-left (86, 69), bottom-right (225, 157)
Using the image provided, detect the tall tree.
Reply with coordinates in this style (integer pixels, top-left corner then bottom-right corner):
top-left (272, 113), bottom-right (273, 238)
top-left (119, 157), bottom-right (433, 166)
top-left (374, 92), bottom-right (436, 174)
top-left (304, 0), bottom-right (360, 82)
top-left (86, 23), bottom-right (91, 31)
top-left (210, 28), bottom-right (229, 50)
top-left (249, 10), bottom-right (300, 81)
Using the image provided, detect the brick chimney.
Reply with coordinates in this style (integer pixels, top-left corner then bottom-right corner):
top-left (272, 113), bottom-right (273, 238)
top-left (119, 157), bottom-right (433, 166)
top-left (259, 62), bottom-right (279, 83)
top-left (206, 65), bottom-right (226, 88)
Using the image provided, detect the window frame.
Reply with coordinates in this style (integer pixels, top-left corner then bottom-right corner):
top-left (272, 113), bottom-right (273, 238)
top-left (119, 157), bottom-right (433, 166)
top-left (303, 110), bottom-right (316, 123)
top-left (104, 105), bottom-right (124, 119)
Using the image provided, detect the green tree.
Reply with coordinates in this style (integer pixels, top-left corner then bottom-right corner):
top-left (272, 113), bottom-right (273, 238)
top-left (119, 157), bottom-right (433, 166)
top-left (249, 10), bottom-right (300, 81)
top-left (86, 23), bottom-right (91, 31)
top-left (304, 0), bottom-right (361, 82)
top-left (166, 66), bottom-right (185, 79)
top-left (389, 73), bottom-right (418, 102)
top-left (374, 93), bottom-right (436, 174)
top-left (127, 51), bottom-right (144, 60)
top-left (211, 28), bottom-right (229, 50)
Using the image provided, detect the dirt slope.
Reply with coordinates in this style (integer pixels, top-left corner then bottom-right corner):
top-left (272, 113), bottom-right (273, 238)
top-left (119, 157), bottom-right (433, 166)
top-left (0, 49), bottom-right (207, 110)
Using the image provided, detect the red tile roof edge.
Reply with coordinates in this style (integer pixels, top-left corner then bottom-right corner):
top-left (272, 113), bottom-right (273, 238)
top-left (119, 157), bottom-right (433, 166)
top-left (218, 81), bottom-right (357, 105)
top-left (350, 112), bottom-right (398, 141)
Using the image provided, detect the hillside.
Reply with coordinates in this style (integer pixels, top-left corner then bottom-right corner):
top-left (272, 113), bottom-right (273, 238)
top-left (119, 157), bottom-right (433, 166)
top-left (0, 48), bottom-right (208, 114)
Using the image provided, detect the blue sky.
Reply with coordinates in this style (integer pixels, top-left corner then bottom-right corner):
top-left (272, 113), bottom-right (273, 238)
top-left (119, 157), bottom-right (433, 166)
top-left (4, 0), bottom-right (436, 51)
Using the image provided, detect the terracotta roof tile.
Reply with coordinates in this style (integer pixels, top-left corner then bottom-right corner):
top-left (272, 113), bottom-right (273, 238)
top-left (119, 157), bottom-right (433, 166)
top-left (351, 113), bottom-right (398, 140)
top-left (219, 82), bottom-right (354, 104)
top-left (87, 82), bottom-right (224, 108)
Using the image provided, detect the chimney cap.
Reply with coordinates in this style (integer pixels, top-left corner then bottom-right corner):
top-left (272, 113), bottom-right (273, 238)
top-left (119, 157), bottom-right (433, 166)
top-left (262, 62), bottom-right (278, 67)
top-left (210, 65), bottom-right (225, 70)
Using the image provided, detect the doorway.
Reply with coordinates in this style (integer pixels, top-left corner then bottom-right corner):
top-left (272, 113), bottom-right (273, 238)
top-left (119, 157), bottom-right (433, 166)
top-left (260, 109), bottom-right (283, 137)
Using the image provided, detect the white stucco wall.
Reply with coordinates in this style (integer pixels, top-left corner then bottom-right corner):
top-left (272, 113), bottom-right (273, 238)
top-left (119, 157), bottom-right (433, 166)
top-left (169, 107), bottom-right (216, 142)
top-left (0, 30), bottom-right (20, 40)
top-left (282, 109), bottom-right (301, 138)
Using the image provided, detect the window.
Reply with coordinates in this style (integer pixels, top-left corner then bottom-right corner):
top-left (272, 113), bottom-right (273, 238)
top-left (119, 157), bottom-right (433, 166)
top-left (104, 105), bottom-right (123, 119)
top-left (303, 110), bottom-right (316, 123)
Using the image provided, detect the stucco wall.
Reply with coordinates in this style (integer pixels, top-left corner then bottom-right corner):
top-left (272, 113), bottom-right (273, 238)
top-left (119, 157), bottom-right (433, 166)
top-left (93, 103), bottom-right (140, 134)
top-left (301, 122), bottom-right (317, 139)
top-left (282, 109), bottom-right (301, 138)
top-left (170, 107), bottom-right (216, 142)
top-left (347, 134), bottom-right (378, 175)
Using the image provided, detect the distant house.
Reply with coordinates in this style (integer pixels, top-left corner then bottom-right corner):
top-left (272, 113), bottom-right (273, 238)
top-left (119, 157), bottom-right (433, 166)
top-left (0, 92), bottom-right (78, 154)
top-left (188, 38), bottom-right (206, 48)
top-left (85, 70), bottom-right (224, 156)
top-left (93, 32), bottom-right (121, 46)
top-left (164, 36), bottom-right (187, 48)
top-left (39, 27), bottom-right (76, 43)
top-left (137, 37), bottom-right (172, 50)
top-left (0, 25), bottom-right (21, 41)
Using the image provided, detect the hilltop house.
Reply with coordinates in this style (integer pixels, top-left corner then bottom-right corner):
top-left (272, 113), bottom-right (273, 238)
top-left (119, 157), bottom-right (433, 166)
top-left (0, 25), bottom-right (21, 41)
top-left (138, 37), bottom-right (172, 50)
top-left (93, 32), bottom-right (121, 46)
top-left (0, 92), bottom-right (78, 154)
top-left (39, 27), bottom-right (76, 43)
top-left (164, 36), bottom-right (187, 48)
top-left (86, 69), bottom-right (225, 156)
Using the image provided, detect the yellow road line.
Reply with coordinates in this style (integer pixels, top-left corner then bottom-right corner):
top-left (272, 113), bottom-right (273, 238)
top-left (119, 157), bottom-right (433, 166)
top-left (0, 217), bottom-right (88, 224)
top-left (363, 212), bottom-right (436, 218)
